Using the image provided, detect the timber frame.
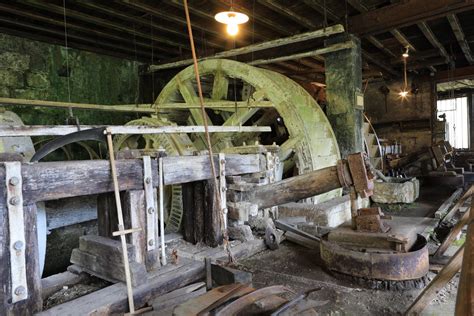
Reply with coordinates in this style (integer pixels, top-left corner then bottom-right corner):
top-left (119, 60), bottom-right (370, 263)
top-left (0, 152), bottom-right (265, 314)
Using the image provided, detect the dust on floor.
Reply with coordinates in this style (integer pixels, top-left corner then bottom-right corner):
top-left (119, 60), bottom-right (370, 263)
top-left (237, 242), bottom-right (458, 316)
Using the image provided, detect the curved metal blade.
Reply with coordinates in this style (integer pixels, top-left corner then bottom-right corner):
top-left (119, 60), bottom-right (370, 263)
top-left (30, 127), bottom-right (106, 162)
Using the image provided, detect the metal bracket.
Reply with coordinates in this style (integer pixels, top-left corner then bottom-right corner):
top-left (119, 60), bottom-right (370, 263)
top-left (143, 156), bottom-right (157, 251)
top-left (5, 162), bottom-right (28, 303)
top-left (218, 153), bottom-right (228, 229)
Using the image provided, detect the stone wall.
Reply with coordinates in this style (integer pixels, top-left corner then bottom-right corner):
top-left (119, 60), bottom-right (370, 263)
top-left (364, 77), bottom-right (434, 154)
top-left (0, 33), bottom-right (141, 125)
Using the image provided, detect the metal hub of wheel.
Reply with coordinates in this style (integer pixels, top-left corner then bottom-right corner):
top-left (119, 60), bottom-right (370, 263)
top-left (116, 59), bottom-right (341, 230)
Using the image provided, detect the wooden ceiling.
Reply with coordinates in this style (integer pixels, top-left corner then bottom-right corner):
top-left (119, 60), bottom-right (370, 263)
top-left (1, 0), bottom-right (474, 82)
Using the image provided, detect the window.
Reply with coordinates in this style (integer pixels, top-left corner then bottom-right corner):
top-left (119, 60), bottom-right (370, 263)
top-left (437, 97), bottom-right (469, 149)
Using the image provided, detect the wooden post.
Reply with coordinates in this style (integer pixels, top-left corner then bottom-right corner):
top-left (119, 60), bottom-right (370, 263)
top-left (0, 203), bottom-right (42, 314)
top-left (182, 182), bottom-right (195, 244)
top-left (455, 197), bottom-right (474, 315)
top-left (204, 180), bottom-right (223, 247)
top-left (97, 192), bottom-right (119, 239)
top-left (194, 182), bottom-right (205, 244)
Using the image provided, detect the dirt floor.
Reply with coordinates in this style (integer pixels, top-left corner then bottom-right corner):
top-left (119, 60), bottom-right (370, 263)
top-left (236, 183), bottom-right (461, 316)
top-left (238, 241), bottom-right (459, 315)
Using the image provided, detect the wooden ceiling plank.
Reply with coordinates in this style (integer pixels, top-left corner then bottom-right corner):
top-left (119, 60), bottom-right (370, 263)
top-left (214, 0), bottom-right (294, 36)
top-left (0, 15), bottom-right (160, 60)
top-left (417, 22), bottom-right (450, 61)
top-left (257, 0), bottom-right (317, 30)
top-left (75, 0), bottom-right (221, 49)
top-left (349, 0), bottom-right (474, 36)
top-left (23, 0), bottom-right (184, 54)
top-left (0, 2), bottom-right (160, 53)
top-left (447, 13), bottom-right (474, 65)
top-left (301, 0), bottom-right (340, 22)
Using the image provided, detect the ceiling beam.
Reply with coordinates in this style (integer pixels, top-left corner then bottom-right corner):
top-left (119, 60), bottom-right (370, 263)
top-left (0, 2), bottom-right (161, 55)
top-left (257, 0), bottom-right (316, 30)
top-left (362, 50), bottom-right (399, 77)
top-left (302, 0), bottom-right (340, 22)
top-left (417, 22), bottom-right (450, 62)
top-left (74, 0), bottom-right (221, 50)
top-left (435, 65), bottom-right (474, 82)
top-left (447, 13), bottom-right (474, 65)
top-left (349, 0), bottom-right (474, 36)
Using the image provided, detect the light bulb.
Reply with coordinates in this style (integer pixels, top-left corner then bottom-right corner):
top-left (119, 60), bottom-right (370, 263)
top-left (399, 90), bottom-right (408, 98)
top-left (226, 23), bottom-right (238, 36)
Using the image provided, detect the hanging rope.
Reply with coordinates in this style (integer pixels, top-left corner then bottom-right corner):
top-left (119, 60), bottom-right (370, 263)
top-left (183, 0), bottom-right (234, 262)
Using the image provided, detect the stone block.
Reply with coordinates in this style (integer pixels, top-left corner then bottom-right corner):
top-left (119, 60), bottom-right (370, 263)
top-left (227, 225), bottom-right (254, 242)
top-left (0, 52), bottom-right (30, 71)
top-left (0, 70), bottom-right (23, 87)
top-left (279, 195), bottom-right (369, 227)
top-left (26, 72), bottom-right (50, 89)
top-left (371, 177), bottom-right (419, 204)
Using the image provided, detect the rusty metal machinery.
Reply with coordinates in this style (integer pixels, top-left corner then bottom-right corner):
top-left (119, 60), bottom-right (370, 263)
top-left (114, 59), bottom-right (341, 231)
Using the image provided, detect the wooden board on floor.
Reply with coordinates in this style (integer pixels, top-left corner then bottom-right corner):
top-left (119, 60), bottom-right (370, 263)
top-left (37, 258), bottom-right (205, 315)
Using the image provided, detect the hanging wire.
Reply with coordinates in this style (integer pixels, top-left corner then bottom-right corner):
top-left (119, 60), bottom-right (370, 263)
top-left (183, 0), bottom-right (233, 262)
top-left (62, 0), bottom-right (73, 118)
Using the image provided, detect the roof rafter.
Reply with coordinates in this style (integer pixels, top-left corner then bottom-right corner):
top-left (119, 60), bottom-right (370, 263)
top-left (447, 13), bottom-right (474, 65)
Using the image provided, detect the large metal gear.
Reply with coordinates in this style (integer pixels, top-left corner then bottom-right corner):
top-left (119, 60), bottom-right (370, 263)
top-left (116, 59), bottom-right (341, 231)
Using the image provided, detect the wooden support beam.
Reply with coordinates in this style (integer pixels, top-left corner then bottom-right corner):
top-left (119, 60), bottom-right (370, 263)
top-left (0, 154), bottom-right (262, 203)
top-left (0, 3), bottom-right (160, 58)
top-left (418, 22), bottom-right (450, 61)
top-left (249, 42), bottom-right (355, 66)
top-left (447, 13), bottom-right (474, 65)
top-left (246, 166), bottom-right (342, 209)
top-left (21, 1), bottom-right (183, 54)
top-left (362, 50), bottom-right (399, 77)
top-left (349, 0), bottom-right (474, 36)
top-left (0, 125), bottom-right (271, 137)
top-left (435, 65), bottom-right (474, 82)
top-left (0, 97), bottom-right (274, 113)
top-left (455, 197), bottom-right (474, 314)
top-left (257, 0), bottom-right (316, 29)
top-left (434, 206), bottom-right (470, 258)
top-left (148, 24), bottom-right (345, 71)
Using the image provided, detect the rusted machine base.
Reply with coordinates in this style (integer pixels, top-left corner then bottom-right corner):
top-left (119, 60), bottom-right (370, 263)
top-left (321, 234), bottom-right (429, 284)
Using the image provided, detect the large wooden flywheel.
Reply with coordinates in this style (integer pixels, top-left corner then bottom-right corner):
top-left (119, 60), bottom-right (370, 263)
top-left (115, 59), bottom-right (342, 230)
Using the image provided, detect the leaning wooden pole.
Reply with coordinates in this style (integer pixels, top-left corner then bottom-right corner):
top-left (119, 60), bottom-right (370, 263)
top-left (455, 197), bottom-right (474, 315)
top-left (105, 129), bottom-right (136, 314)
top-left (405, 246), bottom-right (464, 315)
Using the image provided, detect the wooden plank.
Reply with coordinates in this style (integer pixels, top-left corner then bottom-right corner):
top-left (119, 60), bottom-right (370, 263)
top-left (447, 13), bottom-right (474, 65)
top-left (0, 155), bottom-right (261, 203)
top-left (37, 259), bottom-right (205, 315)
top-left (0, 125), bottom-right (271, 137)
top-left (149, 25), bottom-right (345, 71)
top-left (434, 187), bottom-right (463, 219)
top-left (348, 0), bottom-right (474, 36)
top-left (455, 198), bottom-right (474, 314)
top-left (434, 208), bottom-right (470, 257)
top-left (41, 271), bottom-right (88, 299)
top-left (442, 185), bottom-right (474, 223)
top-left (0, 97), bottom-right (274, 113)
top-left (182, 182), bottom-right (195, 244)
top-left (248, 42), bottom-right (355, 66)
top-left (194, 182), bottom-right (205, 244)
top-left (406, 246), bottom-right (464, 315)
top-left (211, 264), bottom-right (252, 286)
top-left (163, 154), bottom-right (263, 185)
top-left (123, 190), bottom-right (147, 266)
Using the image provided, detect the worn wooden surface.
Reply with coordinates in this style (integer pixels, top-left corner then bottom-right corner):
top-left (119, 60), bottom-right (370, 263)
top-left (204, 181), bottom-right (223, 247)
top-left (434, 207), bottom-right (470, 257)
top-left (0, 154), bottom-right (262, 203)
top-left (70, 235), bottom-right (147, 287)
top-left (41, 271), bottom-right (88, 300)
top-left (182, 182), bottom-right (195, 244)
top-left (247, 166), bottom-right (341, 209)
top-left (1, 204), bottom-right (42, 314)
top-left (435, 187), bottom-right (464, 219)
top-left (455, 199), bottom-right (474, 315)
top-left (37, 258), bottom-right (205, 315)
top-left (97, 192), bottom-right (119, 238)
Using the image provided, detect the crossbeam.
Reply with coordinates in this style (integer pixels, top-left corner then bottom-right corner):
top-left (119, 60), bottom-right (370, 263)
top-left (0, 98), bottom-right (274, 113)
top-left (0, 125), bottom-right (271, 137)
top-left (148, 24), bottom-right (345, 71)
